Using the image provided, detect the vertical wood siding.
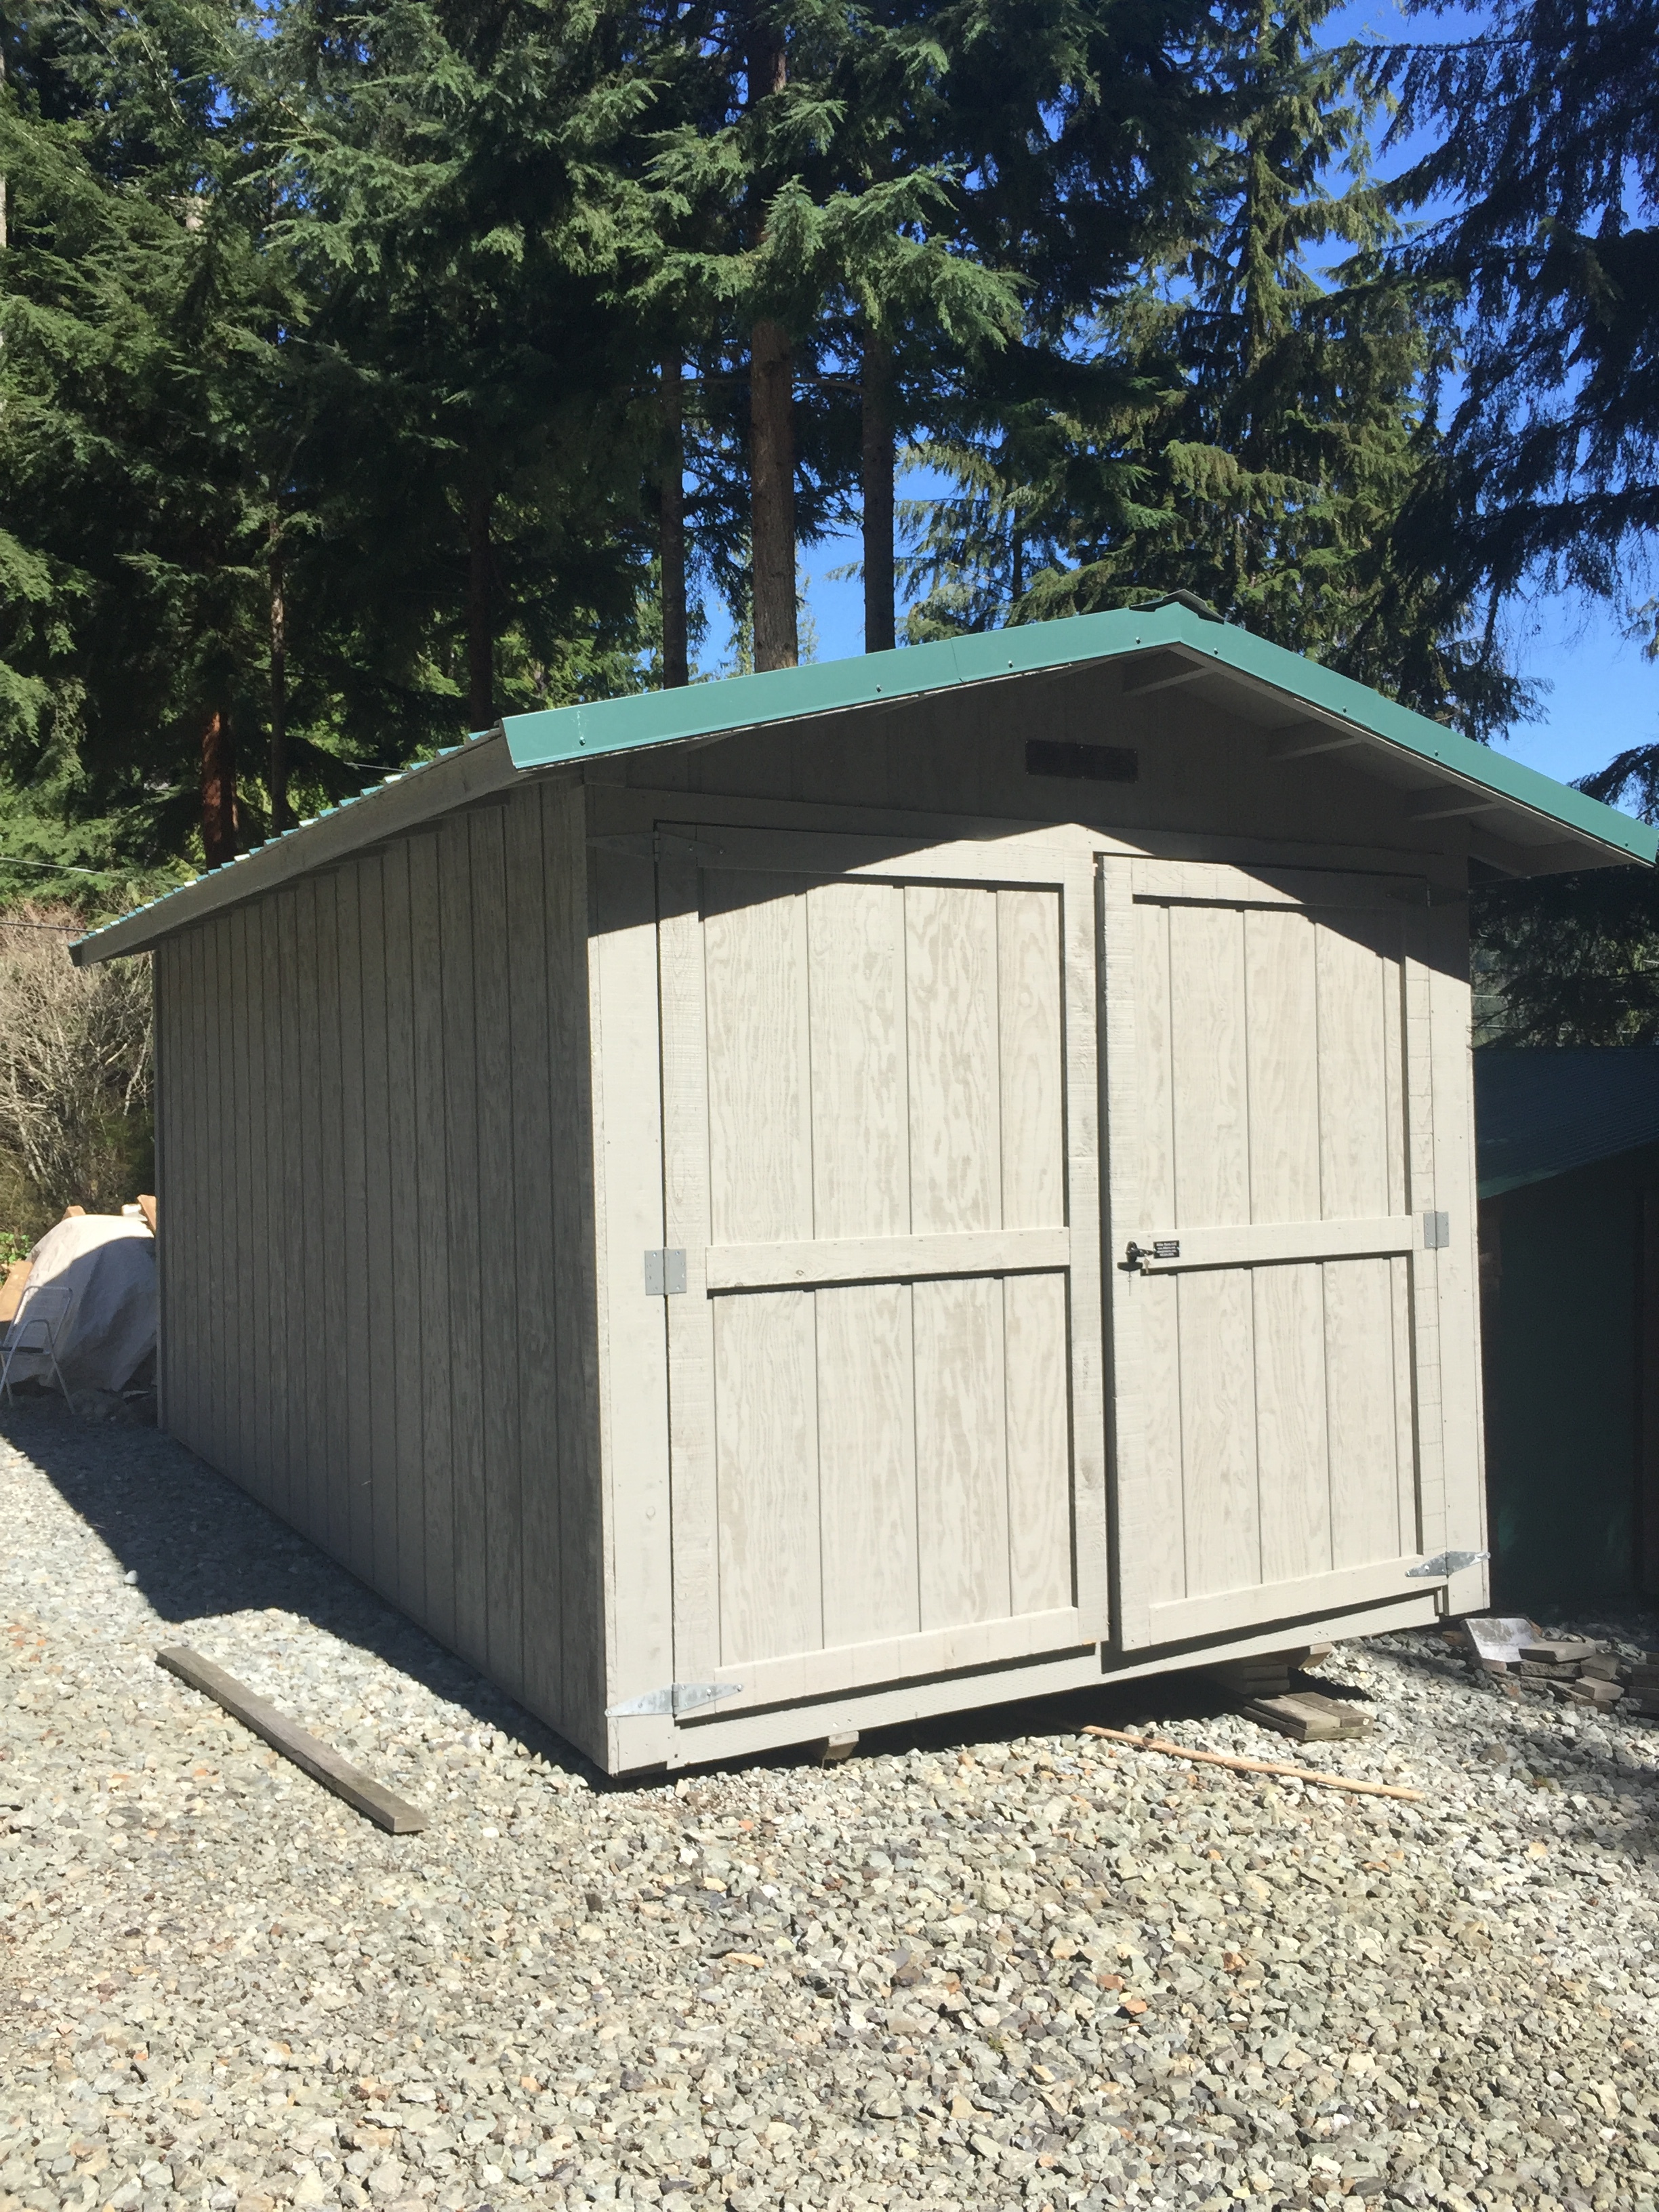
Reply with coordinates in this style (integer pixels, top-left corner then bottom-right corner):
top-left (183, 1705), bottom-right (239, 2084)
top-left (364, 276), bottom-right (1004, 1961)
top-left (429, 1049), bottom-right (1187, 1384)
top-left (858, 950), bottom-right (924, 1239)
top-left (152, 780), bottom-right (605, 1754)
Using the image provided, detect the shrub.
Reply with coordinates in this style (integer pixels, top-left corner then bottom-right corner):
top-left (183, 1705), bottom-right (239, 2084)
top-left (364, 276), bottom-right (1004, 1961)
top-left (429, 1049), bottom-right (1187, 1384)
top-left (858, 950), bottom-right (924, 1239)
top-left (0, 903), bottom-right (152, 1228)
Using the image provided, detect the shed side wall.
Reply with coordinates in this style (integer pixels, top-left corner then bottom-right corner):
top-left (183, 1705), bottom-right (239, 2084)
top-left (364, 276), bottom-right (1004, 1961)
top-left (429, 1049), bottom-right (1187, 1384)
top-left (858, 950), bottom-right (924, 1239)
top-left (154, 778), bottom-right (607, 1755)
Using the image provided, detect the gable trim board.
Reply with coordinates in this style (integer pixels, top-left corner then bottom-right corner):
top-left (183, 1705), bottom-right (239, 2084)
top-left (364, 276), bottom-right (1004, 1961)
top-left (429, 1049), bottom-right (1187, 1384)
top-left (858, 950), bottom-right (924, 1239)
top-left (72, 603), bottom-right (1656, 972)
top-left (77, 613), bottom-right (1652, 1774)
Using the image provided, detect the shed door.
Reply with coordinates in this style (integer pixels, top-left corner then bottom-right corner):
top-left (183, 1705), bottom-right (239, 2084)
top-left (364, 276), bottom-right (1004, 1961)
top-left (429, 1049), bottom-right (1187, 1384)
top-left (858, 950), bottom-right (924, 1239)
top-left (657, 827), bottom-right (1108, 1720)
top-left (1103, 859), bottom-right (1448, 1649)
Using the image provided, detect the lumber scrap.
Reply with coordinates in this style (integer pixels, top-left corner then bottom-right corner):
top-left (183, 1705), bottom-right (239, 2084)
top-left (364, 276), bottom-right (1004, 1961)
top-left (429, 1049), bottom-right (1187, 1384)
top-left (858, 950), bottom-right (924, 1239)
top-left (1082, 1723), bottom-right (1424, 1802)
top-left (0, 1258), bottom-right (33, 1326)
top-left (156, 1644), bottom-right (428, 1833)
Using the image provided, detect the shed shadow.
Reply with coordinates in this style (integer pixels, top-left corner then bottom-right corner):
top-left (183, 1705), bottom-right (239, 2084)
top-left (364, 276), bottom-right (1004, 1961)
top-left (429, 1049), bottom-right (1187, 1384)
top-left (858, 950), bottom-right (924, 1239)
top-left (1, 1396), bottom-right (609, 1788)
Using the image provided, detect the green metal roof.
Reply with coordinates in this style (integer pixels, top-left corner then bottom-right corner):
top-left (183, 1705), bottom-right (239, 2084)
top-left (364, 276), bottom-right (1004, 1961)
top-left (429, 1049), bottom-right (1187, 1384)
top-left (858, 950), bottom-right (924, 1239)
top-left (501, 600), bottom-right (1659, 867)
top-left (70, 600), bottom-right (1656, 965)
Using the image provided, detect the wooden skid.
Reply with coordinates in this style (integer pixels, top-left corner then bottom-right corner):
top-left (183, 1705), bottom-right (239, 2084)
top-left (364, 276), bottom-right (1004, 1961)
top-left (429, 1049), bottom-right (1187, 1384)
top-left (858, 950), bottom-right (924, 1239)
top-left (156, 1645), bottom-right (428, 1834)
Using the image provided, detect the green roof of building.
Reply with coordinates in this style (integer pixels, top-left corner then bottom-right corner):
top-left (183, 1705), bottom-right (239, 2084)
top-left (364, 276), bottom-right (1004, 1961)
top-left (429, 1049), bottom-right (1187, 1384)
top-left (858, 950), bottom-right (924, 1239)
top-left (71, 599), bottom-right (1658, 965)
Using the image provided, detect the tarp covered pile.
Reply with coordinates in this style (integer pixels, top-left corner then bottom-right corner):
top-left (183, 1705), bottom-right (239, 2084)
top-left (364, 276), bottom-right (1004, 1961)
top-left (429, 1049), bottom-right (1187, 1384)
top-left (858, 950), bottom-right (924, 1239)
top-left (4, 1214), bottom-right (157, 1393)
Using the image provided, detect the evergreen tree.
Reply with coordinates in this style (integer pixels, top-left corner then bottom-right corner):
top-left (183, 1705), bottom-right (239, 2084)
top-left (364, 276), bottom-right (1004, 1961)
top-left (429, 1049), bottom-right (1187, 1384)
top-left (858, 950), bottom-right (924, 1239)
top-left (635, 0), bottom-right (1021, 668)
top-left (264, 0), bottom-right (658, 738)
top-left (1382, 0), bottom-right (1659, 629)
top-left (0, 0), bottom-right (292, 868)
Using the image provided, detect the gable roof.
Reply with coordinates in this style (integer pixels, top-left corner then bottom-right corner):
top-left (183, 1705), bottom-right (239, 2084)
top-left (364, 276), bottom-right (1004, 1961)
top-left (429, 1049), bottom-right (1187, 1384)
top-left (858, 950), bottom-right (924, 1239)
top-left (73, 599), bottom-right (1658, 965)
top-left (1476, 1049), bottom-right (1659, 1198)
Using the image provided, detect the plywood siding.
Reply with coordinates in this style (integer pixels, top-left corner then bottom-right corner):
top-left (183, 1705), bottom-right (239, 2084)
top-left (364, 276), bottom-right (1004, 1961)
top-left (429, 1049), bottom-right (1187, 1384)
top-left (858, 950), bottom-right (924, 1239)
top-left (1107, 861), bottom-right (1438, 1646)
top-left (654, 832), bottom-right (1103, 1729)
top-left (152, 780), bottom-right (607, 1755)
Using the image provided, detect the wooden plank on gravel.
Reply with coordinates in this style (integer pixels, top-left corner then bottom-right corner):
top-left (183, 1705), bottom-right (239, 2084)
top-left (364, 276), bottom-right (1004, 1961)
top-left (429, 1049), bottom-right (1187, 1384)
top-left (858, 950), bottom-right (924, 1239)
top-left (156, 1645), bottom-right (428, 1834)
top-left (1082, 1723), bottom-right (1423, 1801)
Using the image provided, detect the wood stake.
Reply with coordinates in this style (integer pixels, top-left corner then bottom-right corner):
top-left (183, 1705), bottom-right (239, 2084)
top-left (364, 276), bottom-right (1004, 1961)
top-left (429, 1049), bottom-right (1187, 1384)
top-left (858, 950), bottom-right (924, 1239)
top-left (157, 1645), bottom-right (428, 1833)
top-left (1082, 1724), bottom-right (1424, 1802)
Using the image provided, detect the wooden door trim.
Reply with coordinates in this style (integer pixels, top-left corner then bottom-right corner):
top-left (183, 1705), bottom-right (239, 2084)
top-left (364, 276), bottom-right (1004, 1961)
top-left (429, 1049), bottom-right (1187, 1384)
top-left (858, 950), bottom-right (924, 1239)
top-left (657, 846), bottom-right (721, 1689)
top-left (1133, 1216), bottom-right (1418, 1273)
top-left (1131, 858), bottom-right (1430, 911)
top-left (706, 1226), bottom-right (1071, 1292)
top-left (1147, 1555), bottom-right (1436, 1644)
top-left (708, 1605), bottom-right (1090, 1713)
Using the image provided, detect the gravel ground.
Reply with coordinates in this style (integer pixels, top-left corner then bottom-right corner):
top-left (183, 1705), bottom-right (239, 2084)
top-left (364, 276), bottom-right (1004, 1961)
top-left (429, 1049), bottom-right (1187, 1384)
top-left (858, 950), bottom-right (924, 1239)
top-left (5, 1408), bottom-right (1659, 2212)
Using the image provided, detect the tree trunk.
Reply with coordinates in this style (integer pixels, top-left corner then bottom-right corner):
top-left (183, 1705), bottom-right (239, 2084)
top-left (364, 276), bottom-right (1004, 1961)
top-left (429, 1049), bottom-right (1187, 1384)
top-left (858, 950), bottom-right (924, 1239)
top-left (860, 323), bottom-right (896, 654)
top-left (745, 12), bottom-right (796, 672)
top-left (1010, 526), bottom-right (1025, 613)
top-left (466, 487), bottom-right (494, 731)
top-left (660, 360), bottom-right (689, 689)
top-left (268, 520), bottom-right (289, 836)
top-left (201, 708), bottom-right (237, 869)
top-left (749, 318), bottom-right (797, 670)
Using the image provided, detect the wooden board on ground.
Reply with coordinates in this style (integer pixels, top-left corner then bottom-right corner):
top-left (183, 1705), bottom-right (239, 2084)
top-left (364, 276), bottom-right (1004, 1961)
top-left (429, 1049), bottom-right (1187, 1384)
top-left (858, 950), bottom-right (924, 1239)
top-left (1244, 1689), bottom-right (1374, 1742)
top-left (155, 1644), bottom-right (428, 1833)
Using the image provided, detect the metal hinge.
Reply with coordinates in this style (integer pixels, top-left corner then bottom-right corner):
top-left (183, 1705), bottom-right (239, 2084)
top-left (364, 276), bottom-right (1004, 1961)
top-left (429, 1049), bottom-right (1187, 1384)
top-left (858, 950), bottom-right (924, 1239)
top-left (607, 1682), bottom-right (744, 1719)
top-left (1422, 1210), bottom-right (1450, 1250)
top-left (644, 1248), bottom-right (687, 1296)
top-left (1407, 1549), bottom-right (1489, 1578)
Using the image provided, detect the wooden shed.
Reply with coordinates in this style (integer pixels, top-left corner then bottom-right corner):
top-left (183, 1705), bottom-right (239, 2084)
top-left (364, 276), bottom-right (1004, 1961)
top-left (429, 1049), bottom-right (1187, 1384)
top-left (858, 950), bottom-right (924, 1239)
top-left (74, 602), bottom-right (1658, 1774)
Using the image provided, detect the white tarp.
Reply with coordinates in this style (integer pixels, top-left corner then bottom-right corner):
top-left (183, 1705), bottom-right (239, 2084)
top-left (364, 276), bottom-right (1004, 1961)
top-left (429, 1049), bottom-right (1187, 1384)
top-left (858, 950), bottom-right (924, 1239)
top-left (6, 1214), bottom-right (157, 1393)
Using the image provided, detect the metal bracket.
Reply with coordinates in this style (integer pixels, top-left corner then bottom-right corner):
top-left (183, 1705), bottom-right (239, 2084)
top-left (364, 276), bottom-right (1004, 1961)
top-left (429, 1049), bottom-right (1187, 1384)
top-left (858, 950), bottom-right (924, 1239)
top-left (1407, 1549), bottom-right (1489, 1578)
top-left (644, 1248), bottom-right (687, 1296)
top-left (607, 1682), bottom-right (744, 1719)
top-left (1422, 1210), bottom-right (1450, 1250)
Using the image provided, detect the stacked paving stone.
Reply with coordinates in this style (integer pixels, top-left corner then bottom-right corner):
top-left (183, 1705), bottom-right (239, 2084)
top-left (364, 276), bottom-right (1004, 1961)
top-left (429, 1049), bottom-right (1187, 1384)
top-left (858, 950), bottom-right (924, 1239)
top-left (1461, 1623), bottom-right (1659, 1717)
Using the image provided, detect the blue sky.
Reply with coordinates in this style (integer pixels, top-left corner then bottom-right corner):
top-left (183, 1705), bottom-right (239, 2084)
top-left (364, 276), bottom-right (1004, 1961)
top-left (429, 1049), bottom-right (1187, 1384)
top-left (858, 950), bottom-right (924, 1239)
top-left (775, 0), bottom-right (1656, 794)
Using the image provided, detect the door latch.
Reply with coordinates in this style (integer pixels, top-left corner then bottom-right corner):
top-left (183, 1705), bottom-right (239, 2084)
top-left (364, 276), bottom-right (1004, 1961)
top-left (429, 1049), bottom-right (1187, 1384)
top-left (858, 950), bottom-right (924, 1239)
top-left (1126, 1240), bottom-right (1180, 1272)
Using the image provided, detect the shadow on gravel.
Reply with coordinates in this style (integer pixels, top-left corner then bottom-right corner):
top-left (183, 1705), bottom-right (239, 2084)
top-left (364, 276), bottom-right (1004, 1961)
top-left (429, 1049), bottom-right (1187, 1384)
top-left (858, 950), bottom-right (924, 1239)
top-left (18, 1394), bottom-right (1659, 1826)
top-left (1, 1395), bottom-right (607, 1784)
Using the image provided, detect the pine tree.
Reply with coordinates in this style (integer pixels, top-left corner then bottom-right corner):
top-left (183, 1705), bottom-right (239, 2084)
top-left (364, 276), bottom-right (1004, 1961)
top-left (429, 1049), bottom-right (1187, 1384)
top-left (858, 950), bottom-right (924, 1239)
top-left (265, 0), bottom-right (659, 737)
top-left (636, 0), bottom-right (1021, 668)
top-left (0, 0), bottom-right (293, 869)
top-left (1001, 0), bottom-right (1524, 734)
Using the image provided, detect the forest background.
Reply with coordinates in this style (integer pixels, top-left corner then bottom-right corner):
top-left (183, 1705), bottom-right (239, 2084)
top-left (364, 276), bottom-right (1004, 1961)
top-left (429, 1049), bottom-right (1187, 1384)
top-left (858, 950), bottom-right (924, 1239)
top-left (0, 0), bottom-right (1654, 1229)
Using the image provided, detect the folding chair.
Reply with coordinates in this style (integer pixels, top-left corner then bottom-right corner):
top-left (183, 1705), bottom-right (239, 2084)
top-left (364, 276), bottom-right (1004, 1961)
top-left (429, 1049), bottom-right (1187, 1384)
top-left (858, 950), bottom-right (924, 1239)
top-left (0, 1280), bottom-right (74, 1404)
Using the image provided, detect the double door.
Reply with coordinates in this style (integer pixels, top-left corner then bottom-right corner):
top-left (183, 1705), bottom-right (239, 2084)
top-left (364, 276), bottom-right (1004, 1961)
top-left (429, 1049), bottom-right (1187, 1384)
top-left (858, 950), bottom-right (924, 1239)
top-left (649, 831), bottom-right (1459, 1730)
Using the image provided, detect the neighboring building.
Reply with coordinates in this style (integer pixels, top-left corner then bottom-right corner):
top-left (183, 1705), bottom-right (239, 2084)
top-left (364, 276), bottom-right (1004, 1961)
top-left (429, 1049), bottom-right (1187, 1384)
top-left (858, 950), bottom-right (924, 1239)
top-left (74, 602), bottom-right (1657, 1773)
top-left (1477, 1049), bottom-right (1659, 1611)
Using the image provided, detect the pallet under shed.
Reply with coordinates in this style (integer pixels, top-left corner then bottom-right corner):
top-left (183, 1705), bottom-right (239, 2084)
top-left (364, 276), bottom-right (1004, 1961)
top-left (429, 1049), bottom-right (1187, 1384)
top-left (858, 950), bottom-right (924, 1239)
top-left (73, 602), bottom-right (1659, 1774)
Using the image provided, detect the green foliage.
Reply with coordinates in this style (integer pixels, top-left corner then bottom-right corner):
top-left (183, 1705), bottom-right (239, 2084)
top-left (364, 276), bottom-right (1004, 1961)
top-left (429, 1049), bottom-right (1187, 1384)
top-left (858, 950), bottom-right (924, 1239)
top-left (1473, 868), bottom-right (1659, 1049)
top-left (1381, 0), bottom-right (1659, 620)
top-left (905, 0), bottom-right (1525, 735)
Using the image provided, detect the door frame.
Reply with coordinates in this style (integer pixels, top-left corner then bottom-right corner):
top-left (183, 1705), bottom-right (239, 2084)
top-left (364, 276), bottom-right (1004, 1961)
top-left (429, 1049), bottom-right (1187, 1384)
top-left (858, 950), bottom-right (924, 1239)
top-left (655, 823), bottom-right (1110, 1723)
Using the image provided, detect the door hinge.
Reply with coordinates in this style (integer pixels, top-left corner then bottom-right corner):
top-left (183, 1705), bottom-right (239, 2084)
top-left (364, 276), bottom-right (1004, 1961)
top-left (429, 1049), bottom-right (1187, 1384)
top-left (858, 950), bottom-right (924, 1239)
top-left (607, 1682), bottom-right (744, 1718)
top-left (1422, 1209), bottom-right (1450, 1250)
top-left (644, 1248), bottom-right (687, 1296)
top-left (1407, 1549), bottom-right (1489, 1578)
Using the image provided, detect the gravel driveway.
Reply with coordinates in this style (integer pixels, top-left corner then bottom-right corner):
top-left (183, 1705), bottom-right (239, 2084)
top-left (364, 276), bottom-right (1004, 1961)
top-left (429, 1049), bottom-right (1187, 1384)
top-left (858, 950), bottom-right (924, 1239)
top-left (5, 1406), bottom-right (1659, 2212)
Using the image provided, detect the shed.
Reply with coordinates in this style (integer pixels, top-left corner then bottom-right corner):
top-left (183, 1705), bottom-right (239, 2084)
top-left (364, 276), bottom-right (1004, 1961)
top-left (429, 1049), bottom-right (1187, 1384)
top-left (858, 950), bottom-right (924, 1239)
top-left (74, 602), bottom-right (1659, 1773)
top-left (1476, 1049), bottom-right (1659, 1611)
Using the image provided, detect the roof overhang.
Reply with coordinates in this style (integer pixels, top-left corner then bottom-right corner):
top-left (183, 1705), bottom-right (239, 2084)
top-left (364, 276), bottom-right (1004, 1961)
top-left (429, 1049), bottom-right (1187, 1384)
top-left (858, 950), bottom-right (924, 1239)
top-left (73, 602), bottom-right (1656, 966)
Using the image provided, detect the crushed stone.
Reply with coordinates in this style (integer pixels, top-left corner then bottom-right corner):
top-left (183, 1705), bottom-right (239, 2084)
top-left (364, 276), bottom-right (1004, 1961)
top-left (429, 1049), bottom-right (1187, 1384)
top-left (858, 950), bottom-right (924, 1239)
top-left (5, 1403), bottom-right (1659, 2212)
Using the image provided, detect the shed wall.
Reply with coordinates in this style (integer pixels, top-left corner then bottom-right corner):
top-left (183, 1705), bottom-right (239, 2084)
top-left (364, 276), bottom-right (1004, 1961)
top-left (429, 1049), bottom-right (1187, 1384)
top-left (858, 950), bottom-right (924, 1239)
top-left (154, 779), bottom-right (607, 1753)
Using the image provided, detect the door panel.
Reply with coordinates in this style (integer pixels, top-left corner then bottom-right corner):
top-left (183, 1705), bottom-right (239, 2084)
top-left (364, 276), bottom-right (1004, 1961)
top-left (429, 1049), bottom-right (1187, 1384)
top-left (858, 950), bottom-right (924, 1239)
top-left (659, 829), bottom-right (1105, 1716)
top-left (1105, 859), bottom-right (1443, 1647)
